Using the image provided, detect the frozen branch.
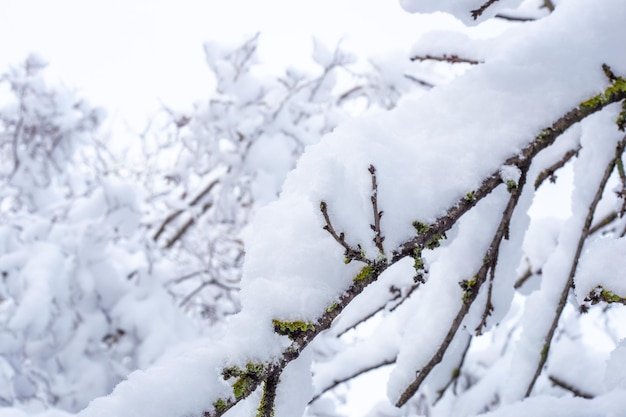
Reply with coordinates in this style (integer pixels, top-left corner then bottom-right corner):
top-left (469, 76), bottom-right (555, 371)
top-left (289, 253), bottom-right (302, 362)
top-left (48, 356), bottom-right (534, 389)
top-left (310, 358), bottom-right (395, 404)
top-left (534, 147), bottom-right (580, 189)
top-left (396, 168), bottom-right (528, 407)
top-left (525, 138), bottom-right (626, 397)
top-left (369, 165), bottom-right (386, 254)
top-left (471, 0), bottom-right (502, 20)
top-left (548, 375), bottom-right (593, 399)
top-left (410, 54), bottom-right (482, 65)
top-left (320, 201), bottom-right (368, 264)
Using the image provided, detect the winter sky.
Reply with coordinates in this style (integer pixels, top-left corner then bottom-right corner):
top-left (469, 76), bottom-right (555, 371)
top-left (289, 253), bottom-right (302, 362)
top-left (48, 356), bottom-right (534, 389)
top-left (0, 0), bottom-right (465, 133)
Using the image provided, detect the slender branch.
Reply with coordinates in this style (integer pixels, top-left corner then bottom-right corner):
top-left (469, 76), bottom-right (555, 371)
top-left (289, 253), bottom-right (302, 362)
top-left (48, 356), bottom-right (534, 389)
top-left (310, 358), bottom-right (395, 404)
top-left (495, 13), bottom-right (536, 22)
top-left (396, 169), bottom-right (528, 407)
top-left (165, 201), bottom-right (213, 249)
top-left (534, 147), bottom-right (580, 189)
top-left (153, 178), bottom-right (219, 242)
top-left (403, 74), bottom-right (435, 89)
top-left (369, 165), bottom-right (385, 254)
top-left (320, 201), bottom-right (368, 264)
top-left (410, 54), bottom-right (482, 65)
top-left (587, 210), bottom-right (618, 236)
top-left (548, 375), bottom-right (593, 399)
top-left (514, 266), bottom-right (537, 290)
top-left (471, 0), bottom-right (501, 20)
top-left (525, 139), bottom-right (626, 397)
top-left (434, 335), bottom-right (472, 403)
top-left (257, 371), bottom-right (280, 417)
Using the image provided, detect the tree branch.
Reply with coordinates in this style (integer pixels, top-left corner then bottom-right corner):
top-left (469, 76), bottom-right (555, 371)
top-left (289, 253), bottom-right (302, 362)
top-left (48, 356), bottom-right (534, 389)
top-left (548, 375), bottom-right (593, 399)
top-left (369, 165), bottom-right (385, 254)
top-left (310, 358), bottom-right (395, 404)
top-left (396, 168), bottom-right (528, 407)
top-left (534, 147), bottom-right (580, 189)
top-left (204, 69), bottom-right (626, 416)
top-left (471, 0), bottom-right (501, 20)
top-left (410, 54), bottom-right (482, 65)
top-left (525, 138), bottom-right (626, 397)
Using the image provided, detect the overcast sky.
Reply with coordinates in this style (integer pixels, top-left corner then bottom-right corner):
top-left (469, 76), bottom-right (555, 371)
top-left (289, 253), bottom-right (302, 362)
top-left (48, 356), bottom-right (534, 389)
top-left (0, 0), bottom-right (465, 135)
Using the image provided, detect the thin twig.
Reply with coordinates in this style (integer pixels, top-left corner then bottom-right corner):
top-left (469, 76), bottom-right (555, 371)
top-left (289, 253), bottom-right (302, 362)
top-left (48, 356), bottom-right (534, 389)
top-left (471, 0), bottom-right (501, 20)
top-left (411, 54), bottom-right (481, 65)
top-left (310, 358), bottom-right (395, 404)
top-left (257, 371), bottom-right (281, 417)
top-left (525, 139), bottom-right (626, 397)
top-left (403, 74), bottom-right (435, 89)
top-left (495, 13), bottom-right (536, 22)
top-left (320, 201), bottom-right (368, 263)
top-left (514, 266), bottom-right (537, 290)
top-left (369, 165), bottom-right (385, 254)
top-left (548, 375), bottom-right (593, 399)
top-left (587, 211), bottom-right (618, 236)
top-left (534, 147), bottom-right (580, 189)
top-left (434, 335), bottom-right (472, 403)
top-left (396, 169), bottom-right (528, 407)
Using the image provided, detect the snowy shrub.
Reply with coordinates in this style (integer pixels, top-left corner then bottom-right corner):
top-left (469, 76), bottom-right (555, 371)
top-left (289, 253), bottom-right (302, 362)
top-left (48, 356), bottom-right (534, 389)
top-left (0, 57), bottom-right (199, 411)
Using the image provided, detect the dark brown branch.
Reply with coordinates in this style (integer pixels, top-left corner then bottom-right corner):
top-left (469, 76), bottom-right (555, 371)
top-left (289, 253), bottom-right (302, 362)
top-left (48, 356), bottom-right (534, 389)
top-left (434, 335), bottom-right (472, 403)
top-left (548, 375), bottom-right (594, 399)
top-left (153, 179), bottom-right (220, 242)
top-left (525, 139), bottom-right (626, 397)
top-left (403, 74), bottom-right (435, 89)
top-left (410, 54), bottom-right (482, 65)
top-left (337, 282), bottom-right (421, 338)
top-left (369, 165), bottom-right (385, 254)
top-left (257, 371), bottom-right (280, 417)
top-left (495, 13), bottom-right (536, 22)
top-left (587, 211), bottom-right (618, 236)
top-left (320, 201), bottom-right (368, 264)
top-left (534, 147), bottom-right (580, 189)
top-left (476, 260), bottom-right (496, 335)
top-left (396, 169), bottom-right (528, 407)
top-left (471, 0), bottom-right (501, 20)
top-left (310, 358), bottom-right (396, 404)
top-left (514, 266), bottom-right (538, 290)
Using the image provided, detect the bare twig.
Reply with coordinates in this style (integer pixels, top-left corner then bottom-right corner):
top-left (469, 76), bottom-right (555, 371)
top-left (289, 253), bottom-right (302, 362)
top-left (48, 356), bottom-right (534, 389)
top-left (396, 169), bottom-right (528, 407)
top-left (257, 371), bottom-right (281, 417)
top-left (411, 54), bottom-right (482, 65)
top-left (514, 266), bottom-right (537, 290)
top-left (587, 211), bottom-right (618, 236)
top-left (434, 335), bottom-right (472, 403)
top-left (525, 139), bottom-right (626, 397)
top-left (471, 0), bottom-right (501, 20)
top-left (495, 13), bottom-right (536, 22)
top-left (548, 375), bottom-right (593, 399)
top-left (534, 147), bottom-right (580, 189)
top-left (153, 178), bottom-right (220, 242)
top-left (310, 358), bottom-right (395, 403)
top-left (403, 74), bottom-right (435, 89)
top-left (369, 165), bottom-right (385, 254)
top-left (320, 201), bottom-right (368, 264)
